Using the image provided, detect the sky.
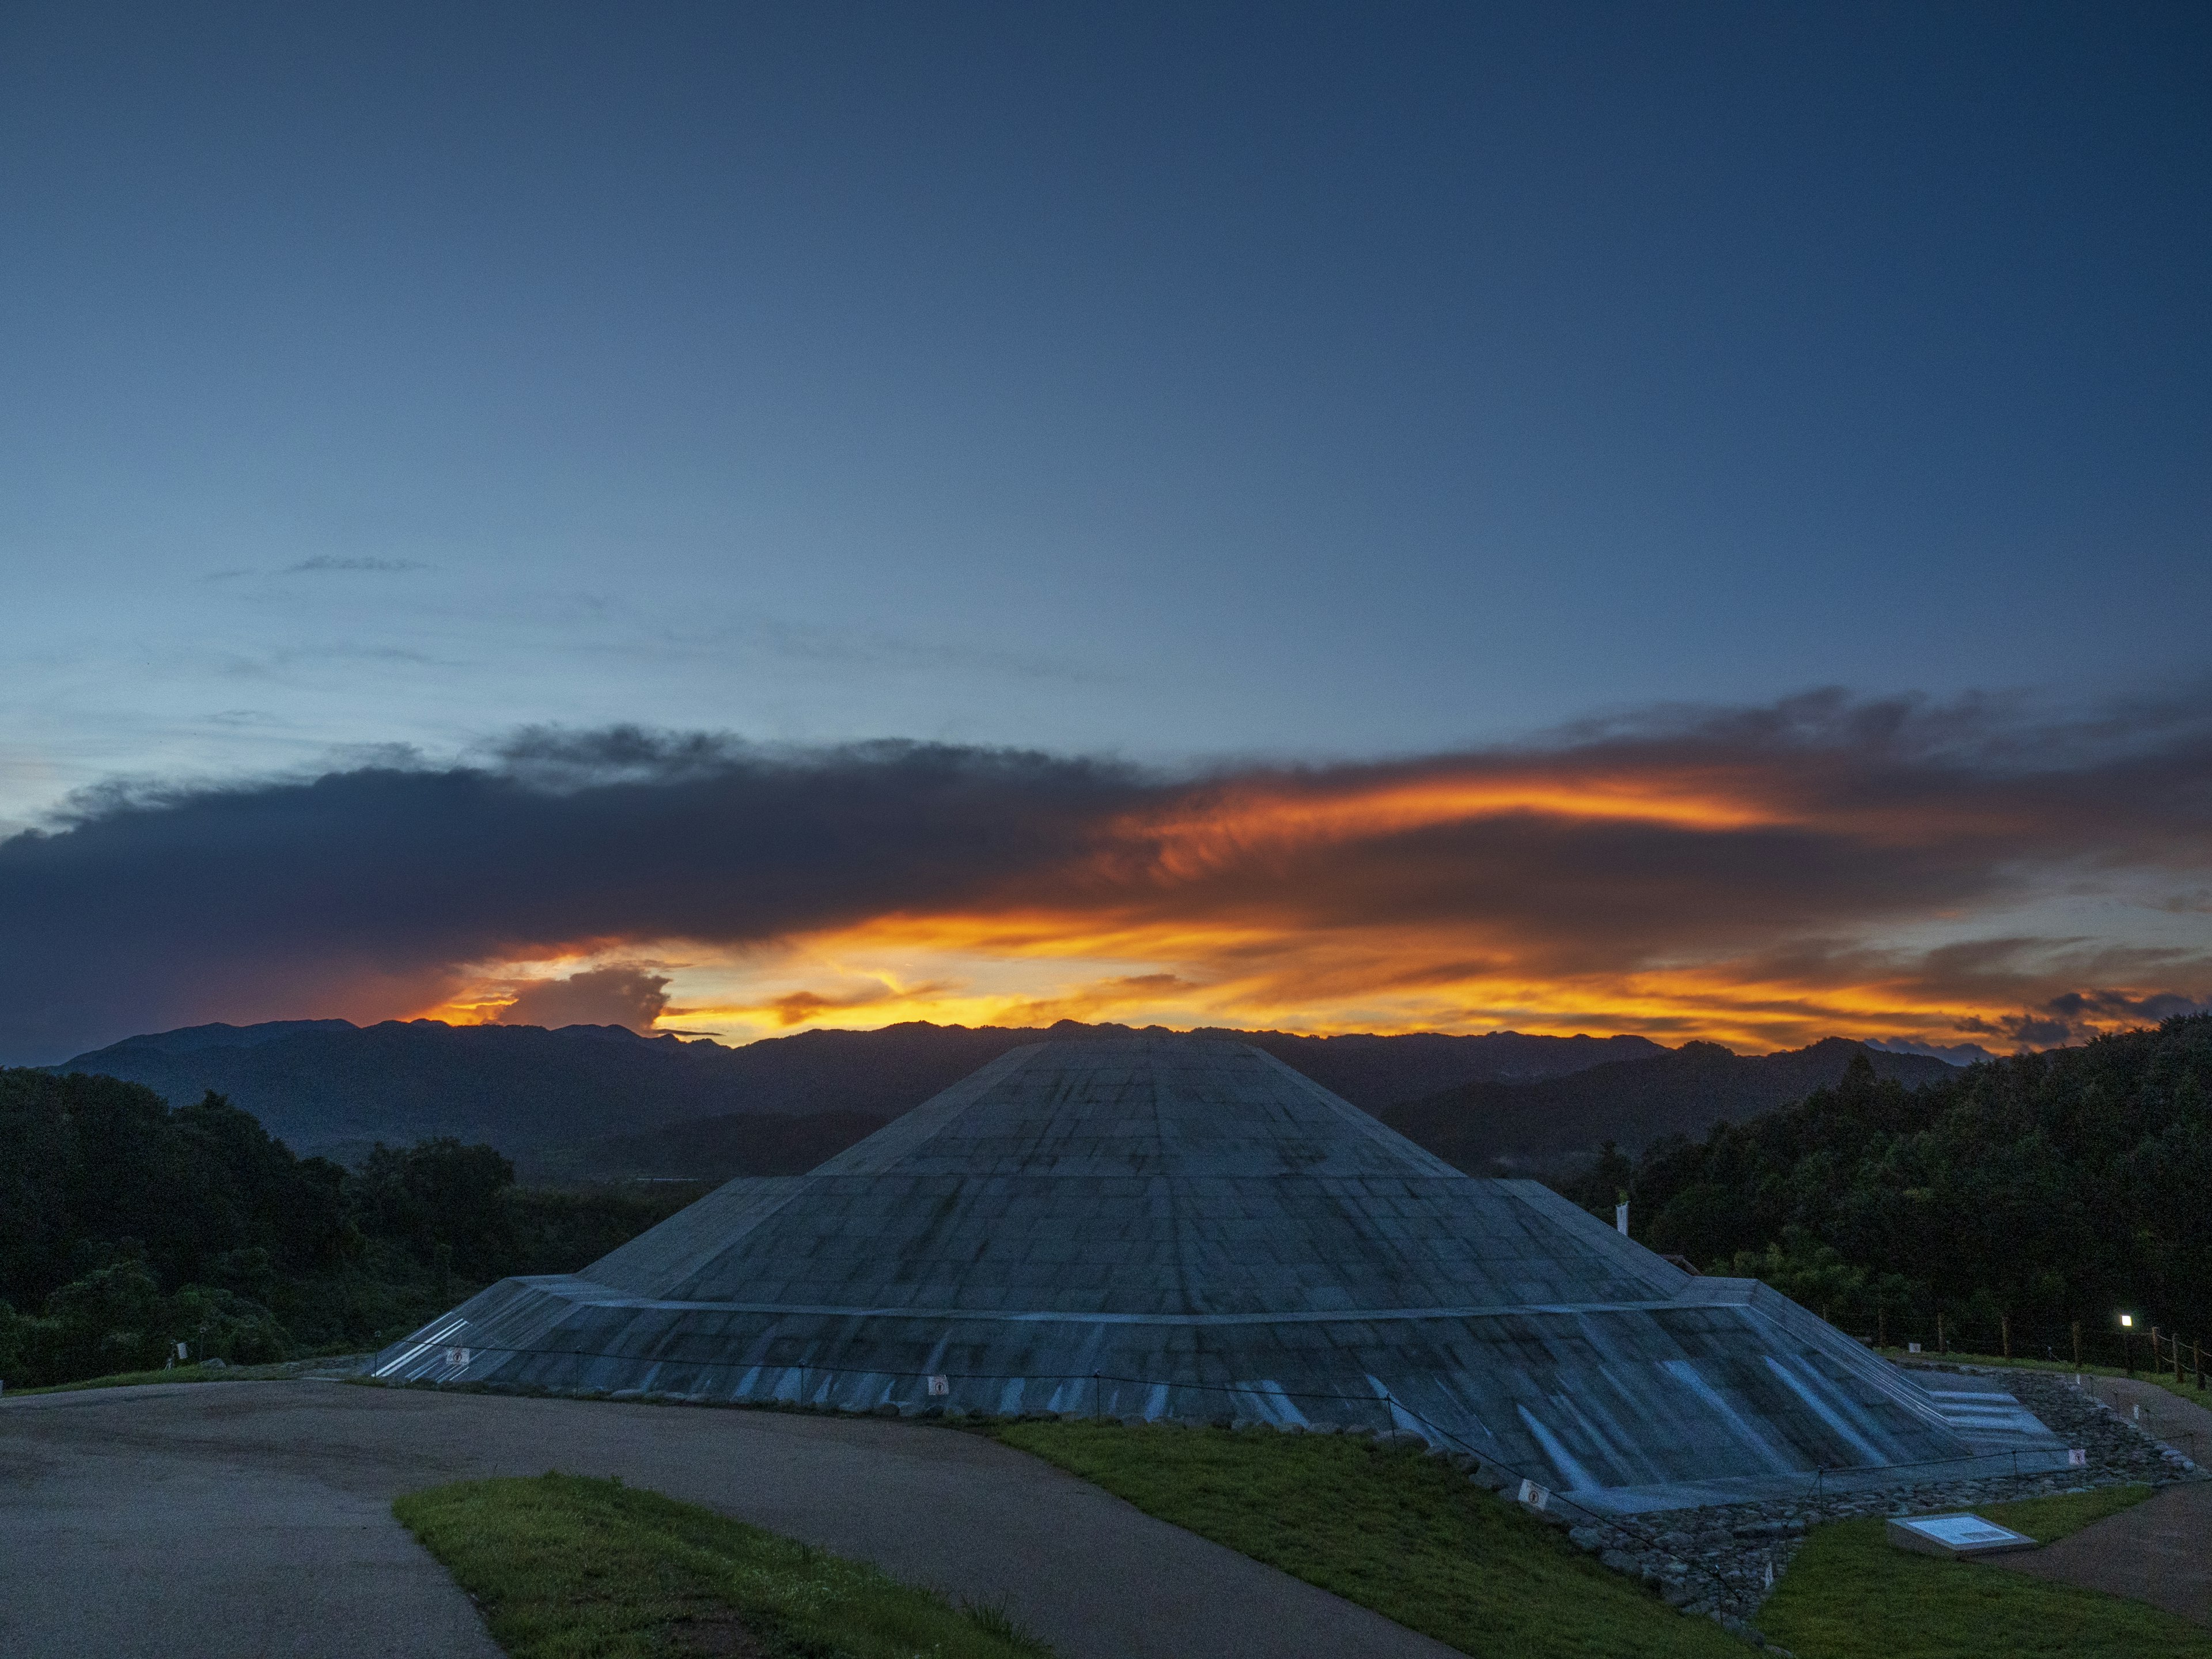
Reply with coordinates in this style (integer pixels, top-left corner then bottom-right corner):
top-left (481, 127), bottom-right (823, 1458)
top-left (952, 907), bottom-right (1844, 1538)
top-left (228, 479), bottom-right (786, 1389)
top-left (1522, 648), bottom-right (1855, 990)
top-left (2, 3), bottom-right (2207, 1062)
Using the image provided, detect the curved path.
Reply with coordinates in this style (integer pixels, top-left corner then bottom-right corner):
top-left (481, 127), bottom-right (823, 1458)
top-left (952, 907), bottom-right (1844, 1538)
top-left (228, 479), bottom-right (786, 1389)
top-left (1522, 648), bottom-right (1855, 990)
top-left (1994, 1376), bottom-right (2212, 1626)
top-left (0, 1381), bottom-right (1460, 1659)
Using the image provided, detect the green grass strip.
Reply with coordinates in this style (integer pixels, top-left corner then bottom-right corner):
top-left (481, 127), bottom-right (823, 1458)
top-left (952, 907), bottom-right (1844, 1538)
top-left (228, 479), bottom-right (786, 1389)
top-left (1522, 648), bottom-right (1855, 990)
top-left (1, 1359), bottom-right (317, 1396)
top-left (995, 1421), bottom-right (1747, 1658)
top-left (393, 1472), bottom-right (1051, 1659)
top-left (1756, 1483), bottom-right (2212, 1658)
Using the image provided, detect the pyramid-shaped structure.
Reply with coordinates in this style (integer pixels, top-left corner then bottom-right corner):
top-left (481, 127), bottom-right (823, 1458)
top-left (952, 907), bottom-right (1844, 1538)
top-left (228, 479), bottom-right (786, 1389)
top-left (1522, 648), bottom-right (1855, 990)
top-left (374, 1036), bottom-right (2061, 1511)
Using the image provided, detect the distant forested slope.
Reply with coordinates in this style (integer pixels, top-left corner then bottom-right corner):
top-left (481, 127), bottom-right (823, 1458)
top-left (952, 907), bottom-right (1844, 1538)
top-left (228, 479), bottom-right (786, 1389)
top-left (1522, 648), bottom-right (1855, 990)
top-left (516, 1109), bottom-right (894, 1185)
top-left (1383, 1037), bottom-right (1956, 1172)
top-left (58, 1018), bottom-right (1662, 1159)
top-left (0, 1067), bottom-right (681, 1387)
top-left (1573, 1016), bottom-right (2212, 1350)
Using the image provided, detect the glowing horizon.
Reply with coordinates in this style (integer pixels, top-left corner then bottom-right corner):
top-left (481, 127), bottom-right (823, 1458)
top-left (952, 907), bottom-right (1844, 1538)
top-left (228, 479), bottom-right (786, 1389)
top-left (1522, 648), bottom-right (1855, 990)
top-left (392, 723), bottom-right (2211, 1057)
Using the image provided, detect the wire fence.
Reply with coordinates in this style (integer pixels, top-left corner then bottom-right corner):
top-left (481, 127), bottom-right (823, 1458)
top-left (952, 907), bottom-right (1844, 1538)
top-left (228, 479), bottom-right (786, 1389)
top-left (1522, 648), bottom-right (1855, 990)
top-left (1831, 1312), bottom-right (2211, 1393)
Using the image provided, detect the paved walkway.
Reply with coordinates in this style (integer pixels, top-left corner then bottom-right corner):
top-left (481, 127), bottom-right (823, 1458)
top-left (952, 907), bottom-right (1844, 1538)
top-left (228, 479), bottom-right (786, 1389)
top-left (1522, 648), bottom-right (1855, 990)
top-left (1994, 1375), bottom-right (2212, 1626)
top-left (0, 1381), bottom-right (1460, 1659)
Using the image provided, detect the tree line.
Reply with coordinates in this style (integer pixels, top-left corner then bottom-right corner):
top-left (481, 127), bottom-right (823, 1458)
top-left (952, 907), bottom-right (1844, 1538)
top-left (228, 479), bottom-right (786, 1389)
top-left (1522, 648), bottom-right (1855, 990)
top-left (1562, 1014), bottom-right (2212, 1355)
top-left (12, 1015), bottom-right (2207, 1389)
top-left (0, 1067), bottom-right (686, 1388)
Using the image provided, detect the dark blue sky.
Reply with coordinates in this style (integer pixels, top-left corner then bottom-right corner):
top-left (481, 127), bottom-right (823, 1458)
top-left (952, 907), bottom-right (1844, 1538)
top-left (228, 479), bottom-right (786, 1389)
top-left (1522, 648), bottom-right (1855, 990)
top-left (4, 2), bottom-right (2205, 819)
top-left (2, 5), bottom-right (2209, 1060)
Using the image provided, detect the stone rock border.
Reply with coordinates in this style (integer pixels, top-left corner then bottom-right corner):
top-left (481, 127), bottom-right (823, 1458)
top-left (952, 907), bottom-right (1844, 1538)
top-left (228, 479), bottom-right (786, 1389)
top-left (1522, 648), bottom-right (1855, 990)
top-left (1532, 1362), bottom-right (2204, 1635)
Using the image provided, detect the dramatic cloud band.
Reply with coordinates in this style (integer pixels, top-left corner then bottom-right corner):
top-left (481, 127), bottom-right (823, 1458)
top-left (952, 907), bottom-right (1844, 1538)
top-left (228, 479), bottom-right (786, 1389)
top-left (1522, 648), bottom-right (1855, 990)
top-left (5, 690), bottom-right (2210, 1060)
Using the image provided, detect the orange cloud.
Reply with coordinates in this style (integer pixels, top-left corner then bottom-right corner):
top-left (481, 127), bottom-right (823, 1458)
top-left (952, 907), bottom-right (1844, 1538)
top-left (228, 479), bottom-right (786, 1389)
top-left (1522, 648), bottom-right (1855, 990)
top-left (9, 694), bottom-right (2208, 1059)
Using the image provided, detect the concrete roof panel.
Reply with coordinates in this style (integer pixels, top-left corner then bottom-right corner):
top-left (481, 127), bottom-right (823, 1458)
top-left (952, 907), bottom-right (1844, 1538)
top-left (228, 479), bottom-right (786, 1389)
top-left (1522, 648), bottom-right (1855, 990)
top-left (376, 1036), bottom-right (2024, 1509)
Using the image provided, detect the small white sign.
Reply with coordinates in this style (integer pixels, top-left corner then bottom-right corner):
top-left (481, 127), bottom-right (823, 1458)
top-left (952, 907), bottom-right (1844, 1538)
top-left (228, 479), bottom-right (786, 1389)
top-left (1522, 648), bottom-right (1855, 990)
top-left (1887, 1513), bottom-right (2036, 1558)
top-left (1907, 1342), bottom-right (1921, 1353)
top-left (927, 1374), bottom-right (950, 1397)
top-left (1516, 1478), bottom-right (1551, 1511)
top-left (2067, 1448), bottom-right (2088, 1468)
top-left (445, 1347), bottom-right (471, 1367)
top-left (176, 1342), bottom-right (188, 1361)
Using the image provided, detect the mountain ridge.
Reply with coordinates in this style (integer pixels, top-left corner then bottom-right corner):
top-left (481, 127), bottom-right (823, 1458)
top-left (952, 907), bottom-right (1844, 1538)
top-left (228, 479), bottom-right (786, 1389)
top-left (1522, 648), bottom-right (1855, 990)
top-left (56, 1017), bottom-right (1666, 1158)
top-left (1381, 1035), bottom-right (1960, 1173)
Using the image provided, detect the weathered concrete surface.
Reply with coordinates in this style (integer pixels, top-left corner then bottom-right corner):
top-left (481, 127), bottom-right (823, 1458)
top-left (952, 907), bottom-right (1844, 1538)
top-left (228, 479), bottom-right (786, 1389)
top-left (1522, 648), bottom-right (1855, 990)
top-left (1993, 1376), bottom-right (2212, 1625)
top-left (378, 1037), bottom-right (2008, 1509)
top-left (0, 1380), bottom-right (1462, 1659)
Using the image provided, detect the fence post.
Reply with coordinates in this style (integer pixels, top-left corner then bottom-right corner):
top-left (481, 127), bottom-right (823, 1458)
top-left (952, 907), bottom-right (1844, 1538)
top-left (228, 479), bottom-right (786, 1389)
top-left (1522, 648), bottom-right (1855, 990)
top-left (1877, 1305), bottom-right (1886, 1350)
top-left (1937, 1312), bottom-right (1945, 1355)
top-left (2001, 1315), bottom-right (2010, 1361)
top-left (2071, 1321), bottom-right (2081, 1367)
top-left (1093, 1371), bottom-right (1101, 1421)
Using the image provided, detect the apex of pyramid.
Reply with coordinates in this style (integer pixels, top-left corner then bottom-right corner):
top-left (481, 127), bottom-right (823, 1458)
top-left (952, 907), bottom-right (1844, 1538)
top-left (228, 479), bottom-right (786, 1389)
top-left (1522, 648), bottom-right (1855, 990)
top-left (582, 1030), bottom-right (1677, 1313)
top-left (815, 1034), bottom-right (1463, 1180)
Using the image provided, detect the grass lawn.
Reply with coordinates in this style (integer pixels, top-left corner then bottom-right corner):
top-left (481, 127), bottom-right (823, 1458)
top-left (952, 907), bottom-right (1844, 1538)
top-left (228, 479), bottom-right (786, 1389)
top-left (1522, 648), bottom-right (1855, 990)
top-left (393, 1472), bottom-right (1051, 1659)
top-left (998, 1421), bottom-right (2210, 1659)
top-left (995, 1421), bottom-right (1748, 1658)
top-left (1757, 1483), bottom-right (2212, 1658)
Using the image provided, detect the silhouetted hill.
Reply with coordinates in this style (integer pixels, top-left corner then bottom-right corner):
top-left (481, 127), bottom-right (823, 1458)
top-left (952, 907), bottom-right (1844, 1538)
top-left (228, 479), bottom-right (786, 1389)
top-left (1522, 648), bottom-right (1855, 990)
top-left (1219, 1028), bottom-right (1661, 1105)
top-left (82, 1018), bottom-right (358, 1057)
top-left (1622, 1018), bottom-right (2212, 1346)
top-left (516, 1110), bottom-right (895, 1185)
top-left (1382, 1037), bottom-right (1959, 1173)
top-left (58, 1018), bottom-right (1662, 1161)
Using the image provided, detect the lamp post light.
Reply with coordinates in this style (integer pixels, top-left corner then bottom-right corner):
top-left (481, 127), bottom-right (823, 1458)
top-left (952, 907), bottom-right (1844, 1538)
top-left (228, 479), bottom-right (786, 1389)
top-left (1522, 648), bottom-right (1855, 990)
top-left (2120, 1313), bottom-right (2135, 1377)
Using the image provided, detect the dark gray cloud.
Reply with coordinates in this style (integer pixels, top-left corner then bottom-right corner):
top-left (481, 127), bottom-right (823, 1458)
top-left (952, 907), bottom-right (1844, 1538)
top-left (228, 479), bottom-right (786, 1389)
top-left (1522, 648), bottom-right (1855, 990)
top-left (282, 556), bottom-right (429, 574)
top-left (206, 557), bottom-right (430, 581)
top-left (2, 730), bottom-right (1141, 1059)
top-left (1967, 987), bottom-right (2212, 1047)
top-left (498, 965), bottom-right (672, 1032)
top-left (5, 690), bottom-right (2210, 1062)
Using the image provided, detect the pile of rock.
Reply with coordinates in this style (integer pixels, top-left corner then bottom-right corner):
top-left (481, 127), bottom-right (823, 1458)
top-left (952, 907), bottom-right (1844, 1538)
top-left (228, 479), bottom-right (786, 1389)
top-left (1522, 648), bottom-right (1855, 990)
top-left (1497, 1363), bottom-right (2203, 1627)
top-left (1913, 1363), bottom-right (2199, 1482)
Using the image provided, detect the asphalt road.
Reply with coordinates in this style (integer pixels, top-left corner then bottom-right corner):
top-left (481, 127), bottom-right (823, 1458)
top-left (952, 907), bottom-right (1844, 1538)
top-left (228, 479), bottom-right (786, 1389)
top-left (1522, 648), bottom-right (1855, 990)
top-left (0, 1381), bottom-right (1461, 1659)
top-left (1994, 1376), bottom-right (2212, 1626)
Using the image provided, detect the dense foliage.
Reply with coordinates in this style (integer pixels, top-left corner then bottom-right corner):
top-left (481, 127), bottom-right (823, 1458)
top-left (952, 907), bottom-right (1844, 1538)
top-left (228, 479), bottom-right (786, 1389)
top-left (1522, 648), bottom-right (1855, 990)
top-left (1565, 1016), bottom-right (2212, 1355)
top-left (0, 1067), bottom-right (687, 1387)
top-left (15, 1017), bottom-right (2209, 1388)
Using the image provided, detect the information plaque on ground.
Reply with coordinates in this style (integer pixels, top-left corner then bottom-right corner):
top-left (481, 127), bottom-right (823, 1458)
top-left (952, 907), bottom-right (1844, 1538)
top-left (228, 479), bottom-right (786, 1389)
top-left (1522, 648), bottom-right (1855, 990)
top-left (1884, 1513), bottom-right (2038, 1558)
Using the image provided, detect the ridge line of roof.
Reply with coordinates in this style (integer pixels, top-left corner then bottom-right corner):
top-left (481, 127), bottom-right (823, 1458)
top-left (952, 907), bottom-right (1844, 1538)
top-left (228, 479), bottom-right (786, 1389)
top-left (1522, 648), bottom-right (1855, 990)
top-left (504, 1279), bottom-right (1725, 1325)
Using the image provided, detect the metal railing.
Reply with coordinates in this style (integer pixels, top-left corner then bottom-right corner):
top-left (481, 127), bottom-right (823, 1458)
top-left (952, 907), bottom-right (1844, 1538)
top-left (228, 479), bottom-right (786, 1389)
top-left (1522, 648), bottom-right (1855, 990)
top-left (1845, 1314), bottom-right (2210, 1393)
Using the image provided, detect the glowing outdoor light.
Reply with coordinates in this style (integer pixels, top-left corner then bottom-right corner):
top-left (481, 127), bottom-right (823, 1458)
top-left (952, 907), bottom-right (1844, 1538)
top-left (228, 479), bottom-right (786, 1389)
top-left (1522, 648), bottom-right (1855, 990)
top-left (2120, 1313), bottom-right (2134, 1328)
